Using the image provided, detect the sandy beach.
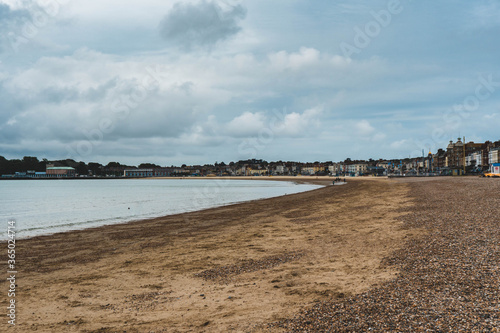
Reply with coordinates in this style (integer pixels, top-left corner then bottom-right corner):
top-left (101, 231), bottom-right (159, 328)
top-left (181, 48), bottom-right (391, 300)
top-left (1, 177), bottom-right (498, 332)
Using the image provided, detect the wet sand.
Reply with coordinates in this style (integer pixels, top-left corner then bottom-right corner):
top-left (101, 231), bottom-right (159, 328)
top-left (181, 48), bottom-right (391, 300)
top-left (0, 177), bottom-right (431, 332)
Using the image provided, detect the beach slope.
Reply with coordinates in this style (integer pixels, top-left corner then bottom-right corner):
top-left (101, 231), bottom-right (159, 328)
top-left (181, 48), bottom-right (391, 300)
top-left (1, 178), bottom-right (417, 332)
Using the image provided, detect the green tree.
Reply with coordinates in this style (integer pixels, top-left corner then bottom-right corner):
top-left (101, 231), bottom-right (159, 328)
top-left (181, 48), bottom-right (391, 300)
top-left (106, 162), bottom-right (122, 168)
top-left (139, 163), bottom-right (160, 168)
top-left (75, 161), bottom-right (89, 176)
top-left (22, 156), bottom-right (40, 171)
top-left (88, 162), bottom-right (103, 176)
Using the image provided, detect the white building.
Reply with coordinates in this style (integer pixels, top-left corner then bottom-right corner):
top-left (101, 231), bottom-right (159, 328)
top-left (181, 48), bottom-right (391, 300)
top-left (328, 163), bottom-right (342, 175)
top-left (466, 151), bottom-right (482, 167)
top-left (377, 161), bottom-right (390, 169)
top-left (347, 163), bottom-right (368, 175)
top-left (489, 148), bottom-right (500, 165)
top-left (275, 165), bottom-right (286, 174)
top-left (301, 167), bottom-right (316, 175)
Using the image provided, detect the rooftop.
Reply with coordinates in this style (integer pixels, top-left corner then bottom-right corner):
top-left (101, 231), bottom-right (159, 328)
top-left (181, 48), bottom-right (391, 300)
top-left (46, 167), bottom-right (75, 170)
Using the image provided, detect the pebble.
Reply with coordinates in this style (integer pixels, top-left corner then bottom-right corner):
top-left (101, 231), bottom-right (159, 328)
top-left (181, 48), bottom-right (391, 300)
top-left (195, 251), bottom-right (304, 283)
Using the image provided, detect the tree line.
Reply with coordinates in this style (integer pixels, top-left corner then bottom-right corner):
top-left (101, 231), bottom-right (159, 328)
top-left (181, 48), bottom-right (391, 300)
top-left (0, 156), bottom-right (140, 177)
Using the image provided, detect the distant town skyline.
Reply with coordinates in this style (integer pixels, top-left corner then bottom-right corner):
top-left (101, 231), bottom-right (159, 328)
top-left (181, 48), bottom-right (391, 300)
top-left (2, 136), bottom-right (499, 176)
top-left (1, 0), bottom-right (500, 166)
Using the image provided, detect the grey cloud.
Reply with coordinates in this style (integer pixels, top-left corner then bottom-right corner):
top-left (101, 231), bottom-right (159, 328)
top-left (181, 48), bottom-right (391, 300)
top-left (0, 71), bottom-right (202, 147)
top-left (107, 96), bottom-right (198, 140)
top-left (0, 3), bottom-right (32, 52)
top-left (0, 4), bottom-right (31, 27)
top-left (159, 0), bottom-right (246, 51)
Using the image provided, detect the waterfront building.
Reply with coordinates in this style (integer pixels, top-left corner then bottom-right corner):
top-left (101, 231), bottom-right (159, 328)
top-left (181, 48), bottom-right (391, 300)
top-left (328, 163), bottom-right (343, 175)
top-left (301, 166), bottom-right (316, 175)
top-left (274, 165), bottom-right (286, 175)
top-left (466, 151), bottom-right (483, 168)
top-left (489, 147), bottom-right (500, 165)
top-left (46, 165), bottom-right (76, 178)
top-left (347, 163), bottom-right (368, 175)
top-left (123, 168), bottom-right (175, 177)
top-left (124, 169), bottom-right (153, 177)
top-left (432, 149), bottom-right (447, 170)
top-left (446, 138), bottom-right (485, 173)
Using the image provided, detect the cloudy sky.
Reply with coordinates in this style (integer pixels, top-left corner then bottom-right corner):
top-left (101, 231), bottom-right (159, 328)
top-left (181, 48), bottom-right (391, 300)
top-left (0, 0), bottom-right (499, 166)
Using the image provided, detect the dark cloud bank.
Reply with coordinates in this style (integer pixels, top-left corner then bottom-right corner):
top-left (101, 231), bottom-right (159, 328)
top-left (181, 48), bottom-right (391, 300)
top-left (159, 0), bottom-right (246, 50)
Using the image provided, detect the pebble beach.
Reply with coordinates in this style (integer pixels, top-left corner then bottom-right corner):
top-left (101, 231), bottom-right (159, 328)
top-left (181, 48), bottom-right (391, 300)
top-left (274, 177), bottom-right (500, 332)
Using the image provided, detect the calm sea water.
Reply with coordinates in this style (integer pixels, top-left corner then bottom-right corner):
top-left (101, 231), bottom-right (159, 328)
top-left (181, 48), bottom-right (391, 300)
top-left (0, 179), bottom-right (321, 240)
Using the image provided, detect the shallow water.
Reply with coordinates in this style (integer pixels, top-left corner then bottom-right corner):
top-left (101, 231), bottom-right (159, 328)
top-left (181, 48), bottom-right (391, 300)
top-left (0, 178), bottom-right (322, 239)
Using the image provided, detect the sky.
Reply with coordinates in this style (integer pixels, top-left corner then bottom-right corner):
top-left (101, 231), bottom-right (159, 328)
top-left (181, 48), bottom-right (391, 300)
top-left (0, 0), bottom-right (499, 166)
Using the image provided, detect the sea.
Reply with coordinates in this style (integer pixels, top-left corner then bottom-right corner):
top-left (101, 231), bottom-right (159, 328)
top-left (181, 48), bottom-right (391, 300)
top-left (0, 178), bottom-right (322, 240)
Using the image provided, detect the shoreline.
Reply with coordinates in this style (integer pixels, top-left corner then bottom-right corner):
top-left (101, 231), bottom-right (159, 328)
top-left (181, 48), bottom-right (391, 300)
top-left (1, 177), bottom-right (416, 332)
top-left (1, 177), bottom-right (329, 242)
top-left (0, 175), bottom-right (379, 183)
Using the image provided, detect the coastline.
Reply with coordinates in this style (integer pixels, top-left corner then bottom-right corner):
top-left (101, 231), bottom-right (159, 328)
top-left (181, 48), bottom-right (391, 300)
top-left (1, 177), bottom-right (328, 241)
top-left (0, 177), bottom-right (416, 332)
